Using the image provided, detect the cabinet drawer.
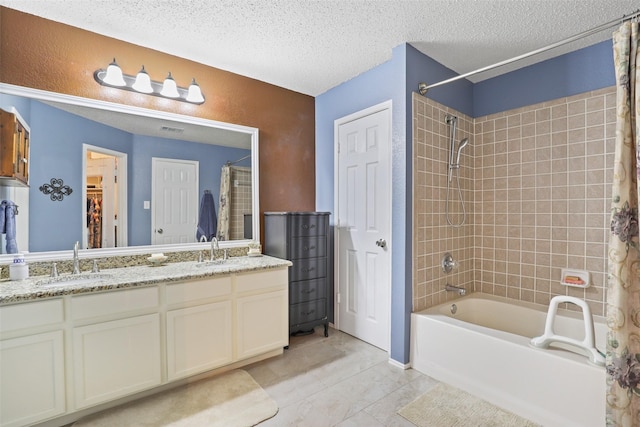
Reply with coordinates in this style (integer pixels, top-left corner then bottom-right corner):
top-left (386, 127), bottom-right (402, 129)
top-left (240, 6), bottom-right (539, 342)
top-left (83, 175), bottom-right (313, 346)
top-left (290, 258), bottom-right (326, 282)
top-left (290, 236), bottom-right (326, 259)
top-left (290, 278), bottom-right (327, 304)
top-left (166, 276), bottom-right (232, 306)
top-left (72, 287), bottom-right (159, 321)
top-left (289, 214), bottom-right (327, 237)
top-left (290, 299), bottom-right (326, 327)
top-left (0, 299), bottom-right (64, 333)
top-left (235, 268), bottom-right (288, 294)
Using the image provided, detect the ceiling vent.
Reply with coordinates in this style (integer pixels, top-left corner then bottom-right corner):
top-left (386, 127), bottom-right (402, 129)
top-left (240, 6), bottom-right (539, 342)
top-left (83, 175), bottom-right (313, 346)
top-left (160, 125), bottom-right (185, 134)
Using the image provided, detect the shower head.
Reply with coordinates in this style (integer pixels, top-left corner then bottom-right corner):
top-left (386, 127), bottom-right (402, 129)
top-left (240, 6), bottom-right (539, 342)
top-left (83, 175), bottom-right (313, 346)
top-left (455, 138), bottom-right (469, 165)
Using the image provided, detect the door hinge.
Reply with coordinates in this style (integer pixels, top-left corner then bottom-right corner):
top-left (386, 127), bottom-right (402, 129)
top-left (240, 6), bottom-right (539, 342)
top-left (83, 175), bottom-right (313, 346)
top-left (336, 293), bottom-right (341, 304)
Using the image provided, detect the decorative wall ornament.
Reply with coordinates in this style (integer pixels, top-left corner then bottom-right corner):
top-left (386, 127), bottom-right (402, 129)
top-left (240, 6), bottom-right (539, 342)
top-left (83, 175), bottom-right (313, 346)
top-left (39, 178), bottom-right (73, 201)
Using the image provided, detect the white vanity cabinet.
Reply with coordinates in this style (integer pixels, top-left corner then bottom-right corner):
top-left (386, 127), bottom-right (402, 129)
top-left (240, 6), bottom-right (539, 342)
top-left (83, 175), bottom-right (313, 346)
top-left (236, 269), bottom-right (289, 359)
top-left (0, 262), bottom-right (289, 427)
top-left (0, 299), bottom-right (66, 427)
top-left (165, 277), bottom-right (233, 381)
top-left (71, 287), bottom-right (161, 409)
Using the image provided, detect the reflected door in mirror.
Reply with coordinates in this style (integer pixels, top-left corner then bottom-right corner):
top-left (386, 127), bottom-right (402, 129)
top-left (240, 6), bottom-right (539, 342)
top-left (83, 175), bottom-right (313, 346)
top-left (152, 158), bottom-right (198, 244)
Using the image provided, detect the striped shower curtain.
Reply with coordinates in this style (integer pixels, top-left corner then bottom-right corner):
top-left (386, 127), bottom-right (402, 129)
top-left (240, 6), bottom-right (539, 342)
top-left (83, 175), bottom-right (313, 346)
top-left (216, 165), bottom-right (231, 240)
top-left (606, 20), bottom-right (640, 426)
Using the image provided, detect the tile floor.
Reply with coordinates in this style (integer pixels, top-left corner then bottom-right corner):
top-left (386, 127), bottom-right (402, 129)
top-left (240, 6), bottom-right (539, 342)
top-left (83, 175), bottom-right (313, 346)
top-left (245, 327), bottom-right (438, 426)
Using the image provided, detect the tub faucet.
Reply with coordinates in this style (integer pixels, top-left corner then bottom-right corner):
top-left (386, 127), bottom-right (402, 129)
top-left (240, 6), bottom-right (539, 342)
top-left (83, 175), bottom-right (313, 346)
top-left (445, 284), bottom-right (466, 296)
top-left (72, 241), bottom-right (80, 275)
top-left (210, 237), bottom-right (219, 261)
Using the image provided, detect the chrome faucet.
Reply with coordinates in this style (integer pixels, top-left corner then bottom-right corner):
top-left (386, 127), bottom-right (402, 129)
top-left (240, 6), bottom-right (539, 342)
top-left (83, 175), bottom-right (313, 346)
top-left (210, 237), bottom-right (219, 261)
top-left (72, 241), bottom-right (81, 274)
top-left (445, 284), bottom-right (466, 296)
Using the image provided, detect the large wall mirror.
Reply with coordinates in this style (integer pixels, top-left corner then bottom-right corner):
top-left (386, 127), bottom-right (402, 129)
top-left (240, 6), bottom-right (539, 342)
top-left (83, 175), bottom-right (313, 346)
top-left (0, 83), bottom-right (259, 262)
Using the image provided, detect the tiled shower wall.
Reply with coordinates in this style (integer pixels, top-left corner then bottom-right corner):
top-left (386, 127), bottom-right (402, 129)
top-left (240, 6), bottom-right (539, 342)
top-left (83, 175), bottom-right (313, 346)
top-left (229, 166), bottom-right (252, 240)
top-left (413, 87), bottom-right (615, 316)
top-left (413, 98), bottom-right (475, 311)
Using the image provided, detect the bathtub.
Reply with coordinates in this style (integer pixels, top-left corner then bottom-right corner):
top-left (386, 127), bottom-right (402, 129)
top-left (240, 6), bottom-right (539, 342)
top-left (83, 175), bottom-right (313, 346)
top-left (410, 293), bottom-right (606, 427)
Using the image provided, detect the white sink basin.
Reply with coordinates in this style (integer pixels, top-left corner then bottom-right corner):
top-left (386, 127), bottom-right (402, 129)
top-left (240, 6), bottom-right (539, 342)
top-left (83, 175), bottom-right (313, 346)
top-left (36, 273), bottom-right (113, 288)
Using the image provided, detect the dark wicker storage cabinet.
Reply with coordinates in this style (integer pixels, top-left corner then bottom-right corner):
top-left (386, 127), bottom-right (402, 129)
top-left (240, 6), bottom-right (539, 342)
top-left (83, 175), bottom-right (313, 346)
top-left (264, 212), bottom-right (330, 337)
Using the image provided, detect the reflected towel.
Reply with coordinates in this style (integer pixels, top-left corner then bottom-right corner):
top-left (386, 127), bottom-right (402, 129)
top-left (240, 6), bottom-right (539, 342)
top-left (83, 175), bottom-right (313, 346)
top-left (2, 200), bottom-right (18, 254)
top-left (196, 191), bottom-right (217, 242)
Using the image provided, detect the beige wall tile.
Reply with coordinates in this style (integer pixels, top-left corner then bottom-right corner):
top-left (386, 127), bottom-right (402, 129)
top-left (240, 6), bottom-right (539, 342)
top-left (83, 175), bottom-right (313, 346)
top-left (411, 87), bottom-right (614, 316)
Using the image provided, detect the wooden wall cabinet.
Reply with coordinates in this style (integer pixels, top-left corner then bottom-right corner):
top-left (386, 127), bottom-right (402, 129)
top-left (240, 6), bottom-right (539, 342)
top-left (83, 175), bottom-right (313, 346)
top-left (0, 108), bottom-right (30, 186)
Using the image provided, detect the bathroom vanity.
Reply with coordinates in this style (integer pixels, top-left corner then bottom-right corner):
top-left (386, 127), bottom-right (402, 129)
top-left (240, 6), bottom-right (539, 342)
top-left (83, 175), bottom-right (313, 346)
top-left (0, 256), bottom-right (290, 427)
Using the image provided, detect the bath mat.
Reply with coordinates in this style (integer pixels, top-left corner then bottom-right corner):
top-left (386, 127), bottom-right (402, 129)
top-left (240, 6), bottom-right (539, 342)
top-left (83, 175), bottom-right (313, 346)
top-left (73, 369), bottom-right (278, 427)
top-left (398, 382), bottom-right (539, 427)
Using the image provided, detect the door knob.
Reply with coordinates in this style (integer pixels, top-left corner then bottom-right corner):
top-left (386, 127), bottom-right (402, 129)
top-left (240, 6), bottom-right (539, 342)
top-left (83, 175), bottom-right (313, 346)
top-left (376, 239), bottom-right (386, 248)
top-left (157, 228), bottom-right (163, 234)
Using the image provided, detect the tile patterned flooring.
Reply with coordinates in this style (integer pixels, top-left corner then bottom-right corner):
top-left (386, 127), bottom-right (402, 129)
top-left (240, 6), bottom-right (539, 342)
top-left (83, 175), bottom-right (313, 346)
top-left (245, 328), bottom-right (438, 426)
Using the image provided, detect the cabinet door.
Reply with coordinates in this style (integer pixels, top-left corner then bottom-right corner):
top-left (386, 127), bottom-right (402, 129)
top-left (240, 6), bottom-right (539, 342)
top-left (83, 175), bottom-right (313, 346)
top-left (73, 313), bottom-right (161, 409)
top-left (0, 331), bottom-right (65, 427)
top-left (166, 301), bottom-right (233, 381)
top-left (236, 289), bottom-right (288, 360)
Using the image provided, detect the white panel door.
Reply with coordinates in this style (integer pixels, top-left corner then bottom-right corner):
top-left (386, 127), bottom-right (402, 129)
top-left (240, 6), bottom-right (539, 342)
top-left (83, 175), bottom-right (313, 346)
top-left (152, 158), bottom-right (199, 244)
top-left (336, 102), bottom-right (391, 351)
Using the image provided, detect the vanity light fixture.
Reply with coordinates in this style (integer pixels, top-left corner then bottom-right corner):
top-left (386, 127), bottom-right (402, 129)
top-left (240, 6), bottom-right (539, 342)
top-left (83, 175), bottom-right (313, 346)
top-left (94, 58), bottom-right (205, 104)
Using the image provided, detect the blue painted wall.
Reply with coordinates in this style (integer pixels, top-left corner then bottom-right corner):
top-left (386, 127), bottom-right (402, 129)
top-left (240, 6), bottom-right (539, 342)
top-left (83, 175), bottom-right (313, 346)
top-left (30, 101), bottom-right (133, 252)
top-left (129, 134), bottom-right (250, 246)
top-left (316, 44), bottom-right (408, 363)
top-left (405, 44), bottom-right (474, 118)
top-left (474, 40), bottom-right (615, 117)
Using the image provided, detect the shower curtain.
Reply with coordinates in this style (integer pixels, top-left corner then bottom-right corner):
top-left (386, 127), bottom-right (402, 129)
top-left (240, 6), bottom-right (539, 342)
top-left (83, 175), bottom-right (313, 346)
top-left (607, 20), bottom-right (640, 425)
top-left (216, 165), bottom-right (231, 240)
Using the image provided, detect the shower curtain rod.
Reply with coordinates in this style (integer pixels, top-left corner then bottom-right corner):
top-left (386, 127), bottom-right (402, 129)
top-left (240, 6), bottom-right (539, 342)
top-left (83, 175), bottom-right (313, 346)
top-left (226, 154), bottom-right (251, 166)
top-left (417, 9), bottom-right (640, 95)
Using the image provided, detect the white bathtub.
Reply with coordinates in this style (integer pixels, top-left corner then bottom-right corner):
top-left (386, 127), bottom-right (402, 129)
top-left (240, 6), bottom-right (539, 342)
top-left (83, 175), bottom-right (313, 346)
top-left (410, 293), bottom-right (606, 427)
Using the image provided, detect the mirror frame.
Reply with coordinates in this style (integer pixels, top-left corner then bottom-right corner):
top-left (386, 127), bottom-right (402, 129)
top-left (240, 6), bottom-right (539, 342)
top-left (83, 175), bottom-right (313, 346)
top-left (0, 83), bottom-right (260, 263)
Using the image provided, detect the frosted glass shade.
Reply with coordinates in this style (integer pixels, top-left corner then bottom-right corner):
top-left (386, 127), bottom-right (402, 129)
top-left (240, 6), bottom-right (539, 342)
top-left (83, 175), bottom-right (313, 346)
top-left (103, 59), bottom-right (126, 87)
top-left (160, 73), bottom-right (180, 98)
top-left (132, 66), bottom-right (154, 93)
top-left (186, 79), bottom-right (205, 103)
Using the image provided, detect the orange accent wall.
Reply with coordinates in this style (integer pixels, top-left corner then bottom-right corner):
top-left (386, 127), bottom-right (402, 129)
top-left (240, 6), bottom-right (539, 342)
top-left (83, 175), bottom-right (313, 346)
top-left (0, 7), bottom-right (316, 239)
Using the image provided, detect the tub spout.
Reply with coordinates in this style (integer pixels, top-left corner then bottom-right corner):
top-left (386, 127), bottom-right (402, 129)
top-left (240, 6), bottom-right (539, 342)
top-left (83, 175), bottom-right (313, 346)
top-left (445, 284), bottom-right (466, 296)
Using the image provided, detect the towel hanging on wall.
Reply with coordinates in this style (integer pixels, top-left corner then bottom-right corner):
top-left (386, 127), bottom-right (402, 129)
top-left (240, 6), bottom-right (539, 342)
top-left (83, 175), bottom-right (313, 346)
top-left (196, 190), bottom-right (217, 242)
top-left (1, 200), bottom-right (18, 254)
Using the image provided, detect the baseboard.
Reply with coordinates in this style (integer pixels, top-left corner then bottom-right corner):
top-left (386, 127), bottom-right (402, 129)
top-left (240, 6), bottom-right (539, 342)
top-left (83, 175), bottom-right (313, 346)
top-left (388, 357), bottom-right (410, 370)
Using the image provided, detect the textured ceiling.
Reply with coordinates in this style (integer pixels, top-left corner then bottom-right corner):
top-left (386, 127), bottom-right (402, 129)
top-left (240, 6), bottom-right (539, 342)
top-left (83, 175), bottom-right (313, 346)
top-left (2, 0), bottom-right (638, 96)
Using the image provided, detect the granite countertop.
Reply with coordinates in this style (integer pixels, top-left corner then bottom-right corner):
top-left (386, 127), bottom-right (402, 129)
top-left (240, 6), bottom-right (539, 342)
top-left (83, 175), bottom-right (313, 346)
top-left (0, 255), bottom-right (292, 305)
